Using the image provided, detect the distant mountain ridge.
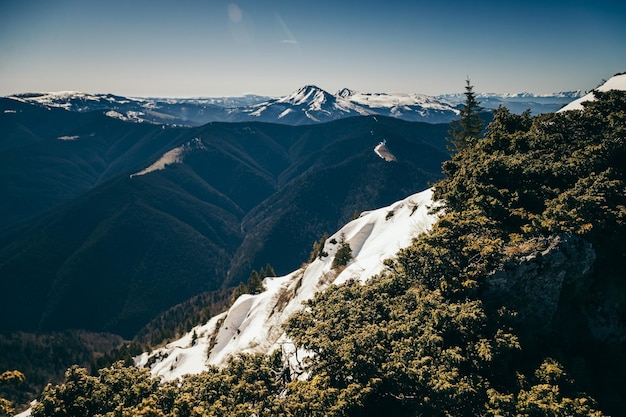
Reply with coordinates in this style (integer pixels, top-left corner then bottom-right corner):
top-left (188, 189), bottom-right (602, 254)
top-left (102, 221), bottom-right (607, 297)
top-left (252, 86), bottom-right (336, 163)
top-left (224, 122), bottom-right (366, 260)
top-left (0, 102), bottom-right (450, 338)
top-left (5, 85), bottom-right (584, 127)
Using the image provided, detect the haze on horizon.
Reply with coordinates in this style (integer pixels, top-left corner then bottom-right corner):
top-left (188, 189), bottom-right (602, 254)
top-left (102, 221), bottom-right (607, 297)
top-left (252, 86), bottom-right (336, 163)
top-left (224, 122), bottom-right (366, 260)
top-left (1, 0), bottom-right (625, 98)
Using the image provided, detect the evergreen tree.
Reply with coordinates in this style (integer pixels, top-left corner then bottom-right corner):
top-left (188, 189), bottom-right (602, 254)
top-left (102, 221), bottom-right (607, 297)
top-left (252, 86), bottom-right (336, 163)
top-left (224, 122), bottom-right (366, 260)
top-left (447, 78), bottom-right (483, 151)
top-left (246, 270), bottom-right (265, 294)
top-left (230, 282), bottom-right (248, 305)
top-left (308, 232), bottom-right (329, 262)
top-left (332, 233), bottom-right (352, 269)
top-left (263, 263), bottom-right (276, 278)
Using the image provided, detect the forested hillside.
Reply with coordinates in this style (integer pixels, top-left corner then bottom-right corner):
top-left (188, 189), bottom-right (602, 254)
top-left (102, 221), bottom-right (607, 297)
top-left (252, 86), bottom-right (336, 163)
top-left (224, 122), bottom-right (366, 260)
top-left (23, 89), bottom-right (626, 416)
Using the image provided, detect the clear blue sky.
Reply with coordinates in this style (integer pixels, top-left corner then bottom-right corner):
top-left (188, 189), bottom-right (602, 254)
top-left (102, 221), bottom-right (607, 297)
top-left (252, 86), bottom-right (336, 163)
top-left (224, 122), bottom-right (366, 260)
top-left (1, 0), bottom-right (625, 97)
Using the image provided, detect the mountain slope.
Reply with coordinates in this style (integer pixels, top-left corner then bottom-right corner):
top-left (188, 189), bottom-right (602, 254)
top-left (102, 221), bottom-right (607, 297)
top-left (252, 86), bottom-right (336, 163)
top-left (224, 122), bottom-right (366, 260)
top-left (0, 102), bottom-right (194, 234)
top-left (235, 85), bottom-right (370, 125)
top-left (338, 88), bottom-right (460, 122)
top-left (136, 188), bottom-right (440, 379)
top-left (558, 72), bottom-right (626, 112)
top-left (0, 112), bottom-right (449, 338)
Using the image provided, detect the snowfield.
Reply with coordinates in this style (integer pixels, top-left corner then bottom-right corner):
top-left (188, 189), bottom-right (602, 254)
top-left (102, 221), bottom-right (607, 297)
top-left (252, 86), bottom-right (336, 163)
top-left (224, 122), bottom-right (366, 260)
top-left (338, 88), bottom-right (459, 113)
top-left (135, 188), bottom-right (441, 381)
top-left (558, 73), bottom-right (626, 112)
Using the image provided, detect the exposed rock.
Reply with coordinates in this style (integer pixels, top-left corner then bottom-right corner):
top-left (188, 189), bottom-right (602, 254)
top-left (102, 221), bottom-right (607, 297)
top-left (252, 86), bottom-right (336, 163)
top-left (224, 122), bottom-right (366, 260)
top-left (485, 234), bottom-right (595, 330)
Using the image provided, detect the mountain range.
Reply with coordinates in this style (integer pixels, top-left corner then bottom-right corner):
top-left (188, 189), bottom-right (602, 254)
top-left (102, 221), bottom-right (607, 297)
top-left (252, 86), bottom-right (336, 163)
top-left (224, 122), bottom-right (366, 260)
top-left (0, 98), bottom-right (450, 338)
top-left (5, 85), bottom-right (584, 127)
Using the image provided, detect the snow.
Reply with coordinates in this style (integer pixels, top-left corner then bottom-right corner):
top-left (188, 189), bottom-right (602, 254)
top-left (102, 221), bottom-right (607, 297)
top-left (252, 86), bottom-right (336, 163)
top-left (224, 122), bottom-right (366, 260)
top-left (558, 74), bottom-right (626, 112)
top-left (14, 401), bottom-right (35, 417)
top-left (130, 146), bottom-right (186, 178)
top-left (245, 85), bottom-right (374, 122)
top-left (374, 139), bottom-right (397, 161)
top-left (341, 89), bottom-right (458, 112)
top-left (278, 108), bottom-right (292, 119)
top-left (130, 138), bottom-right (204, 178)
top-left (136, 188), bottom-right (440, 381)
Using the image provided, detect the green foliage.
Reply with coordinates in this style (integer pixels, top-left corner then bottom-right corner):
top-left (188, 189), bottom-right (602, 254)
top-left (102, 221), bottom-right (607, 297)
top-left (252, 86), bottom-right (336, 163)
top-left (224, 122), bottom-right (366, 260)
top-left (308, 232), bottom-right (329, 262)
top-left (32, 355), bottom-right (286, 417)
top-left (32, 363), bottom-right (160, 417)
top-left (447, 78), bottom-right (484, 151)
top-left (331, 233), bottom-right (352, 269)
top-left (247, 270), bottom-right (265, 295)
top-left (261, 262), bottom-right (276, 278)
top-left (134, 288), bottom-right (231, 348)
top-left (0, 370), bottom-right (25, 415)
top-left (229, 264), bottom-right (274, 304)
top-left (436, 93), bottom-right (626, 246)
top-left (286, 275), bottom-right (520, 416)
top-left (0, 331), bottom-right (125, 414)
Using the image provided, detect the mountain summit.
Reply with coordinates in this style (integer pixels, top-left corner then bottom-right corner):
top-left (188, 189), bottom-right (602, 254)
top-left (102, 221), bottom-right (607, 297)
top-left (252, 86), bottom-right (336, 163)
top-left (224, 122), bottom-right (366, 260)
top-left (243, 85), bottom-right (368, 124)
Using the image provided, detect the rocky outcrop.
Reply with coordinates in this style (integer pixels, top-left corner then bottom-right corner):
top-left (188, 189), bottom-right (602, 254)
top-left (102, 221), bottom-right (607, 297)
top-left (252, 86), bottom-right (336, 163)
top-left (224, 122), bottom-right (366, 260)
top-left (485, 234), bottom-right (596, 331)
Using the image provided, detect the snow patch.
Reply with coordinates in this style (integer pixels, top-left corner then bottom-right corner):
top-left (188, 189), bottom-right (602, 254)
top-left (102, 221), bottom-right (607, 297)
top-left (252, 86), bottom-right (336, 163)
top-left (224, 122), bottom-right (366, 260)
top-left (130, 138), bottom-right (204, 178)
top-left (374, 139), bottom-right (397, 161)
top-left (278, 108), bottom-right (292, 119)
top-left (105, 110), bottom-right (128, 120)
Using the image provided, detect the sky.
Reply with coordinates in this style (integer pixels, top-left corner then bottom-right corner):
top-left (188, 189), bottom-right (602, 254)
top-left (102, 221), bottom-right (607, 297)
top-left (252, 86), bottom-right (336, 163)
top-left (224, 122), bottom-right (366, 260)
top-left (1, 0), bottom-right (625, 97)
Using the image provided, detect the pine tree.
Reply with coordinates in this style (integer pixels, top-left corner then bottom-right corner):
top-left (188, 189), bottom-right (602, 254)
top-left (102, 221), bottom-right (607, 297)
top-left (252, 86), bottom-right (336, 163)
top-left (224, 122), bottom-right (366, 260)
top-left (332, 233), bottom-right (352, 269)
top-left (263, 263), bottom-right (276, 278)
top-left (230, 282), bottom-right (248, 305)
top-left (246, 270), bottom-right (265, 294)
top-left (447, 78), bottom-right (483, 151)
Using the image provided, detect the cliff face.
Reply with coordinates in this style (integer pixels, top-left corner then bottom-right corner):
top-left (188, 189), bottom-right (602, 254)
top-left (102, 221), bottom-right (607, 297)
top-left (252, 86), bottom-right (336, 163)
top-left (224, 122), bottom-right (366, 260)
top-left (485, 234), bottom-right (625, 344)
top-left (486, 235), bottom-right (594, 330)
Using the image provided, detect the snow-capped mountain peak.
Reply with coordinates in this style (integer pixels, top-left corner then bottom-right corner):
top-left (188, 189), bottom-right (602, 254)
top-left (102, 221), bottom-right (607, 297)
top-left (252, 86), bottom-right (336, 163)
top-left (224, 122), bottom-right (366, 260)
top-left (279, 85), bottom-right (332, 106)
top-left (245, 85), bottom-right (369, 124)
top-left (336, 88), bottom-right (357, 99)
top-left (135, 188), bottom-right (440, 380)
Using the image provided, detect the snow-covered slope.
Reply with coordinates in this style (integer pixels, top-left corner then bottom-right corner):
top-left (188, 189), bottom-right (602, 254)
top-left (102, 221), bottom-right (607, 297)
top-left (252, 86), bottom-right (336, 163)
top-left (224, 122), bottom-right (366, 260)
top-left (6, 92), bottom-right (262, 126)
top-left (339, 88), bottom-right (459, 122)
top-left (7, 91), bottom-right (133, 111)
top-left (135, 188), bottom-right (440, 381)
top-left (129, 138), bottom-right (205, 178)
top-left (558, 74), bottom-right (626, 112)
